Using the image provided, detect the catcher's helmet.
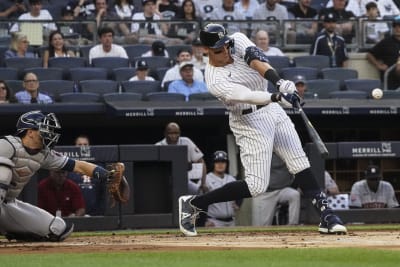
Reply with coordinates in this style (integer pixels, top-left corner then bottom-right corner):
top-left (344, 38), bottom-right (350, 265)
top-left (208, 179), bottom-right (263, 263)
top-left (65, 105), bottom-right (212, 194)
top-left (213, 150), bottom-right (228, 162)
top-left (16, 110), bottom-right (61, 148)
top-left (200, 23), bottom-right (232, 49)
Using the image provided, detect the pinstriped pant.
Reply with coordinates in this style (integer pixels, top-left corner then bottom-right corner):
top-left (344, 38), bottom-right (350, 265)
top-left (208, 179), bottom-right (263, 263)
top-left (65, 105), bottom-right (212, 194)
top-left (229, 103), bottom-right (310, 197)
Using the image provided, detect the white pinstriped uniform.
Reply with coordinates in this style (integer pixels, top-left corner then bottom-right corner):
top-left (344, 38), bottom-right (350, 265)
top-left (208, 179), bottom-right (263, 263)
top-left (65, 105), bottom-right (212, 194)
top-left (205, 32), bottom-right (310, 197)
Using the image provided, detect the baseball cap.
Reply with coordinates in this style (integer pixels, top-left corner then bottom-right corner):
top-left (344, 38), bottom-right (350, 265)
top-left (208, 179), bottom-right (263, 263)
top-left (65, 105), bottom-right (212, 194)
top-left (392, 15), bottom-right (400, 27)
top-left (192, 38), bottom-right (202, 46)
top-left (135, 60), bottom-right (149, 70)
top-left (151, 40), bottom-right (166, 56)
top-left (179, 61), bottom-right (193, 70)
top-left (324, 13), bottom-right (338, 23)
top-left (294, 75), bottom-right (306, 85)
top-left (213, 151), bottom-right (228, 162)
top-left (364, 165), bottom-right (381, 179)
top-left (61, 5), bottom-right (74, 17)
top-left (142, 0), bottom-right (156, 6)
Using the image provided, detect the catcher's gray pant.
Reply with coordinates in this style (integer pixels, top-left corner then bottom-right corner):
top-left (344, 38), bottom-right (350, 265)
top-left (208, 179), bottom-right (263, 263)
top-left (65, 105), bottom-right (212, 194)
top-left (205, 217), bottom-right (235, 227)
top-left (0, 199), bottom-right (57, 236)
top-left (252, 187), bottom-right (301, 226)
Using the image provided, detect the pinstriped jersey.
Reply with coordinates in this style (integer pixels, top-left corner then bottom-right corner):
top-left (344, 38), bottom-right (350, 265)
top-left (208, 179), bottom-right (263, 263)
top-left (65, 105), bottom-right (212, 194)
top-left (204, 32), bottom-right (269, 113)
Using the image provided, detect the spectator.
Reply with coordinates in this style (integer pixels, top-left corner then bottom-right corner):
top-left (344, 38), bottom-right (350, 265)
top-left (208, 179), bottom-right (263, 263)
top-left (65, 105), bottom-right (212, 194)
top-left (162, 48), bottom-right (204, 88)
top-left (310, 13), bottom-right (349, 67)
top-left (155, 122), bottom-right (208, 194)
top-left (38, 170), bottom-right (86, 217)
top-left (86, 0), bottom-right (135, 44)
top-left (157, 0), bottom-right (181, 20)
top-left (168, 62), bottom-right (208, 101)
top-left (9, 0), bottom-right (57, 35)
top-left (0, 0), bottom-right (27, 19)
top-left (141, 40), bottom-right (170, 57)
top-left (349, 165), bottom-right (399, 208)
top-left (325, 0), bottom-right (363, 17)
top-left (286, 0), bottom-right (318, 45)
top-left (114, 0), bottom-right (135, 20)
top-left (254, 30), bottom-right (285, 56)
top-left (194, 0), bottom-right (219, 20)
top-left (205, 151), bottom-right (239, 227)
top-left (129, 59), bottom-right (155, 81)
top-left (42, 31), bottom-right (76, 68)
top-left (4, 32), bottom-right (35, 59)
top-left (293, 75), bottom-right (308, 98)
top-left (362, 1), bottom-right (389, 44)
top-left (168, 0), bottom-right (198, 44)
top-left (57, 5), bottom-right (91, 46)
top-left (88, 26), bottom-right (128, 64)
top-left (366, 16), bottom-right (400, 90)
top-left (67, 0), bottom-right (96, 19)
top-left (15, 72), bottom-right (53, 104)
top-left (210, 0), bottom-right (245, 33)
top-left (252, 153), bottom-right (301, 226)
top-left (0, 80), bottom-right (15, 104)
top-left (325, 171), bottom-right (340, 196)
top-left (68, 134), bottom-right (107, 216)
top-left (191, 38), bottom-right (208, 70)
top-left (234, 0), bottom-right (260, 20)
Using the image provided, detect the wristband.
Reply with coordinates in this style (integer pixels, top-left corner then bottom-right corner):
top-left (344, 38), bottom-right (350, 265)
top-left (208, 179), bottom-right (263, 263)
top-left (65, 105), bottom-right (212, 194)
top-left (270, 92), bottom-right (281, 102)
top-left (93, 165), bottom-right (109, 181)
top-left (263, 69), bottom-right (280, 85)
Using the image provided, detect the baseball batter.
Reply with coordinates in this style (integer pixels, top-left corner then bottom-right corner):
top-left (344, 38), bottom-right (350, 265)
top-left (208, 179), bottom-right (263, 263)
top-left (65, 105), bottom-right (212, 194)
top-left (0, 110), bottom-right (118, 242)
top-left (179, 23), bottom-right (347, 236)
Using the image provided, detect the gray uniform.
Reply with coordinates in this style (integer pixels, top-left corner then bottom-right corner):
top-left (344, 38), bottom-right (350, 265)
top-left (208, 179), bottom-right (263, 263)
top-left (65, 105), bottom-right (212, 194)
top-left (205, 32), bottom-right (310, 197)
top-left (349, 180), bottom-right (399, 208)
top-left (0, 135), bottom-right (70, 238)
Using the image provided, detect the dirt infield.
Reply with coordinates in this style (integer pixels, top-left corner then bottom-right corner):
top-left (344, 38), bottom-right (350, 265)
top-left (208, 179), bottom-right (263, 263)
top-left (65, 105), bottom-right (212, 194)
top-left (1, 229), bottom-right (400, 254)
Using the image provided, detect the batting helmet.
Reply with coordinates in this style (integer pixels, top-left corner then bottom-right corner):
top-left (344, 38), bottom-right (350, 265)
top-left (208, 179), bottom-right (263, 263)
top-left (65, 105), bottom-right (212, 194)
top-left (200, 23), bottom-right (232, 49)
top-left (213, 150), bottom-right (228, 162)
top-left (16, 110), bottom-right (61, 149)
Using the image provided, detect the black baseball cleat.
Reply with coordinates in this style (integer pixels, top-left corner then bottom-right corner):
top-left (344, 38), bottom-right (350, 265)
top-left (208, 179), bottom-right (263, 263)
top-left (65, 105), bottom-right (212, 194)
top-left (178, 195), bottom-right (200, 237)
top-left (319, 213), bottom-right (347, 235)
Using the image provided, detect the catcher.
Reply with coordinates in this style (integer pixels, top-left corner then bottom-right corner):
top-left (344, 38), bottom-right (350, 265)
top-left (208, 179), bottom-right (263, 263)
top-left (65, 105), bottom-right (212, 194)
top-left (0, 110), bottom-right (130, 242)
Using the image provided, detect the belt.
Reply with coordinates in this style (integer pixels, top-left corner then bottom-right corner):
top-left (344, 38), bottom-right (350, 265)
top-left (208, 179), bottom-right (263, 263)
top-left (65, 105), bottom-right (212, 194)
top-left (241, 105), bottom-right (265, 115)
top-left (207, 216), bottom-right (234, 222)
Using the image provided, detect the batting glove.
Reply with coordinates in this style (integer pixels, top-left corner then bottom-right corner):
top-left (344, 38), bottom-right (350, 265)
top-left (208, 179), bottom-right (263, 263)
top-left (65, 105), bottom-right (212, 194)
top-left (276, 79), bottom-right (296, 94)
top-left (271, 92), bottom-right (301, 108)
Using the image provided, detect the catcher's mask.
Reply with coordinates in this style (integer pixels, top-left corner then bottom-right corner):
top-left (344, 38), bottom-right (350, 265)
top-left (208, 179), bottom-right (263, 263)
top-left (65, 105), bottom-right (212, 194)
top-left (200, 23), bottom-right (234, 49)
top-left (16, 110), bottom-right (61, 149)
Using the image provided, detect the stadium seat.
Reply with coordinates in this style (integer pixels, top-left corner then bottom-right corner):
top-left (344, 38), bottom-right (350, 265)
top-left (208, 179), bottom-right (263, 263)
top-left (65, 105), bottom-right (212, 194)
top-left (91, 57), bottom-right (130, 68)
top-left (5, 58), bottom-right (43, 78)
top-left (39, 80), bottom-right (75, 102)
top-left (132, 56), bottom-right (172, 69)
top-left (79, 80), bottom-right (119, 95)
top-left (166, 45), bottom-right (192, 58)
top-left (321, 68), bottom-right (358, 90)
top-left (103, 92), bottom-right (143, 102)
top-left (59, 92), bottom-right (101, 103)
top-left (188, 92), bottom-right (217, 101)
top-left (69, 67), bottom-right (108, 81)
top-left (281, 67), bottom-right (319, 81)
top-left (381, 90), bottom-right (400, 99)
top-left (305, 79), bottom-right (341, 99)
top-left (113, 67), bottom-right (136, 81)
top-left (23, 67), bottom-right (64, 81)
top-left (343, 79), bottom-right (382, 97)
top-left (0, 46), bottom-right (8, 67)
top-left (329, 90), bottom-right (368, 99)
top-left (124, 44), bottom-right (151, 60)
top-left (293, 55), bottom-right (330, 69)
top-left (121, 80), bottom-right (162, 97)
top-left (5, 80), bottom-right (23, 95)
top-left (48, 57), bottom-right (87, 69)
top-left (0, 68), bottom-right (18, 81)
top-left (79, 45), bottom-right (93, 60)
top-left (146, 92), bottom-right (186, 101)
top-left (266, 56), bottom-right (292, 73)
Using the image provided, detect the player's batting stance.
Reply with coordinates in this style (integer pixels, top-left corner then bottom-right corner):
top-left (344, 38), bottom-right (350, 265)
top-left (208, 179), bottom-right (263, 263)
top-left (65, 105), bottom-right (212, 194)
top-left (179, 24), bottom-right (347, 236)
top-left (0, 110), bottom-right (128, 242)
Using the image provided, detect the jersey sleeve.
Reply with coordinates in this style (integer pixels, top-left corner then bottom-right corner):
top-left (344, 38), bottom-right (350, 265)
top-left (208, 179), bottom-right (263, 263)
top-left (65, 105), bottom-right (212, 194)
top-left (349, 182), bottom-right (362, 207)
top-left (184, 137), bottom-right (204, 162)
top-left (41, 150), bottom-right (70, 170)
top-left (231, 32), bottom-right (257, 58)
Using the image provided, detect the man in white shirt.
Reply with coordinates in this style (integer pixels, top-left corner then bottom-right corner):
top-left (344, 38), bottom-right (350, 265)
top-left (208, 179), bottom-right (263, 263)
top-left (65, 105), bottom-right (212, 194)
top-left (254, 30), bottom-right (285, 56)
top-left (88, 26), bottom-right (128, 64)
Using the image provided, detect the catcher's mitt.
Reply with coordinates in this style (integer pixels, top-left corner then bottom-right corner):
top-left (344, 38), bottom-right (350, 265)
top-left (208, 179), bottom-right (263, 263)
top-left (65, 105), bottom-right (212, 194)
top-left (106, 162), bottom-right (130, 207)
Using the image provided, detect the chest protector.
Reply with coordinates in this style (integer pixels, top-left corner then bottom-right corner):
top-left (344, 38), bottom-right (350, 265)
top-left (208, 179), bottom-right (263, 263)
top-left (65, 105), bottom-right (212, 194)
top-left (4, 135), bottom-right (48, 200)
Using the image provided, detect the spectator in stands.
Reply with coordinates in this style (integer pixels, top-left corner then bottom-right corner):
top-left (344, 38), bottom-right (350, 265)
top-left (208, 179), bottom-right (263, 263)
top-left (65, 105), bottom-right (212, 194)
top-left (15, 72), bottom-right (53, 104)
top-left (88, 26), bottom-right (128, 64)
top-left (318, 0), bottom-right (356, 43)
top-left (0, 0), bottom-right (27, 19)
top-left (38, 170), bottom-right (86, 217)
top-left (210, 0), bottom-right (245, 33)
top-left (129, 59), bottom-right (155, 81)
top-left (4, 32), bottom-right (35, 59)
top-left (367, 16), bottom-right (400, 90)
top-left (155, 122), bottom-right (208, 194)
top-left (286, 0), bottom-right (318, 44)
top-left (204, 151), bottom-right (239, 227)
top-left (168, 0), bottom-right (198, 44)
top-left (254, 30), bottom-right (285, 56)
top-left (68, 134), bottom-right (107, 216)
top-left (0, 80), bottom-right (15, 104)
top-left (325, 171), bottom-right (340, 196)
top-left (162, 48), bottom-right (204, 88)
top-left (194, 0), bottom-right (219, 20)
top-left (191, 38), bottom-right (208, 70)
top-left (234, 0), bottom-right (260, 19)
top-left (114, 0), bottom-right (135, 20)
top-left (9, 0), bottom-right (57, 35)
top-left (57, 5), bottom-right (91, 46)
top-left (157, 0), bottom-right (181, 20)
top-left (68, 0), bottom-right (95, 18)
top-left (86, 0), bottom-right (137, 44)
top-left (293, 75), bottom-right (308, 98)
top-left (368, 0), bottom-right (400, 18)
top-left (252, 153), bottom-right (301, 226)
top-left (349, 165), bottom-right (399, 208)
top-left (362, 1), bottom-right (389, 44)
top-left (168, 61), bottom-right (208, 101)
top-left (141, 40), bottom-right (170, 57)
top-left (310, 13), bottom-right (349, 67)
top-left (42, 31), bottom-right (76, 68)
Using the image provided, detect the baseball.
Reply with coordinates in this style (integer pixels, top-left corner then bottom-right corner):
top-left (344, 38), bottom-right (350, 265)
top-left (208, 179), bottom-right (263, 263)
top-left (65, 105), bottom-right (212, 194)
top-left (371, 88), bottom-right (383, 99)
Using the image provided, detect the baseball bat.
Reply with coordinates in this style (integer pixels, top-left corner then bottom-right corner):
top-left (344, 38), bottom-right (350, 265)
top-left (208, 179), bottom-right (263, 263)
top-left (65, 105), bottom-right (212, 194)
top-left (294, 101), bottom-right (329, 158)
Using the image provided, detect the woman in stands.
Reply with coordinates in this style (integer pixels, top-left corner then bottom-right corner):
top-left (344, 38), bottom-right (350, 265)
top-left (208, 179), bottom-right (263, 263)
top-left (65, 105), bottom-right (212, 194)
top-left (4, 32), bottom-right (35, 59)
top-left (167, 0), bottom-right (198, 44)
top-left (43, 30), bottom-right (75, 68)
top-left (0, 80), bottom-right (15, 104)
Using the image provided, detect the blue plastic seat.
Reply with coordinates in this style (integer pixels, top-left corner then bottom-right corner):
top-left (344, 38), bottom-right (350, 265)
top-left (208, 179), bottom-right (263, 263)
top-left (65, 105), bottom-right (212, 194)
top-left (146, 92), bottom-right (186, 101)
top-left (79, 80), bottom-right (119, 95)
top-left (103, 92), bottom-right (143, 102)
top-left (305, 79), bottom-right (341, 99)
top-left (293, 55), bottom-right (330, 69)
top-left (121, 80), bottom-right (162, 97)
top-left (59, 92), bottom-right (101, 103)
top-left (39, 80), bottom-right (75, 102)
top-left (69, 67), bottom-right (108, 81)
top-left (281, 67), bottom-right (320, 81)
top-left (24, 67), bottom-right (64, 81)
